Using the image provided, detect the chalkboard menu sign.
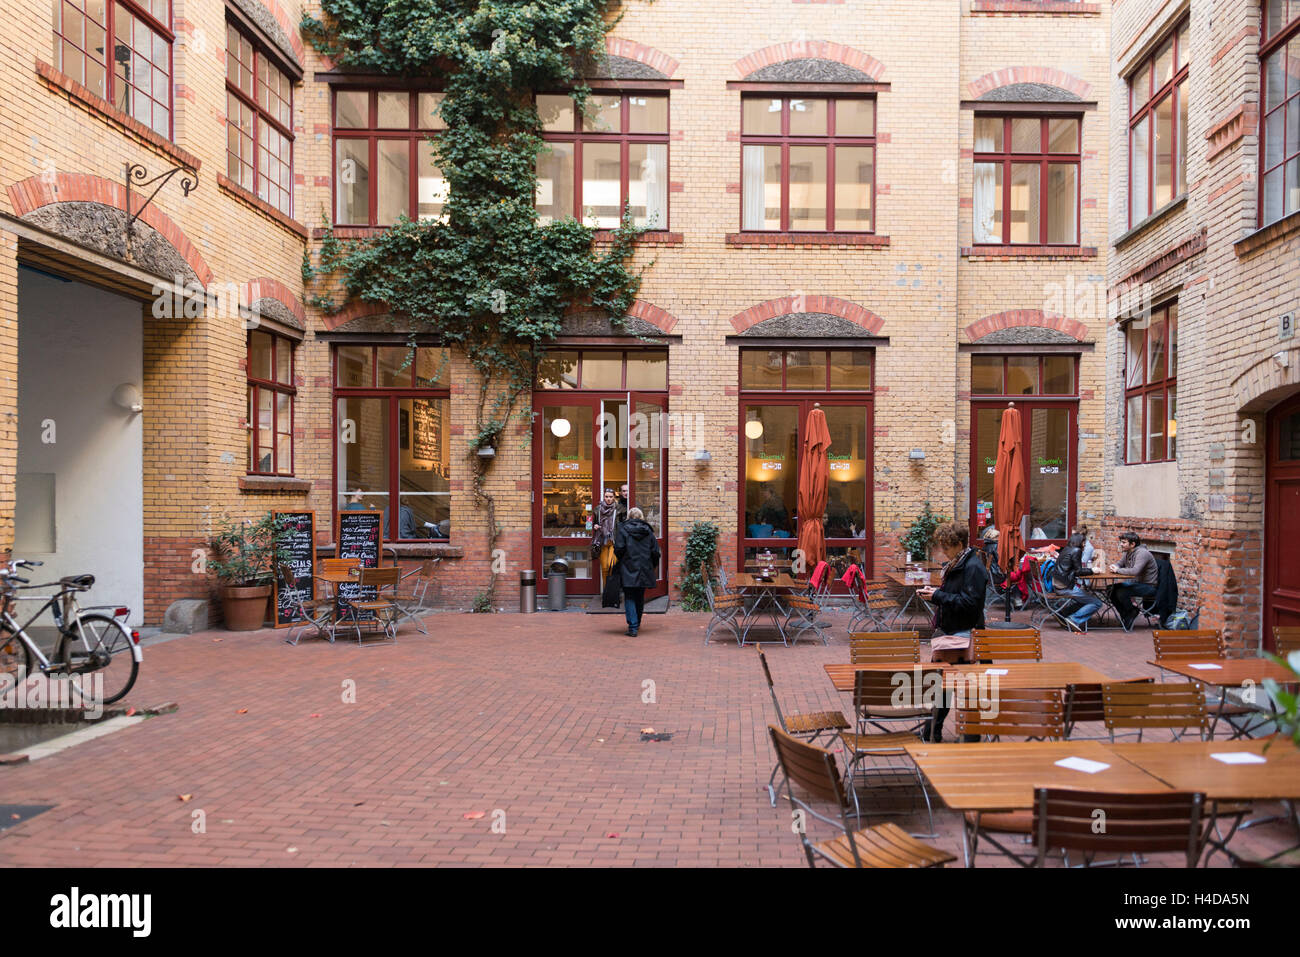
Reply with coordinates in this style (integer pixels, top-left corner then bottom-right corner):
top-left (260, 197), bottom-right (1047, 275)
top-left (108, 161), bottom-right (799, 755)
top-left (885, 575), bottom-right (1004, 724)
top-left (273, 510), bottom-right (316, 628)
top-left (336, 510), bottom-right (383, 619)
top-left (412, 399), bottom-right (443, 472)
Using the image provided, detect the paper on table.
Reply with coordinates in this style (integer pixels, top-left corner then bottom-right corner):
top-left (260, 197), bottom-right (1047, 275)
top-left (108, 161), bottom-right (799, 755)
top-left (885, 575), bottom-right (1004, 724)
top-left (1055, 756), bottom-right (1111, 774)
top-left (1187, 663), bottom-right (1223, 670)
top-left (984, 668), bottom-right (1009, 676)
top-left (1210, 752), bottom-right (1267, 765)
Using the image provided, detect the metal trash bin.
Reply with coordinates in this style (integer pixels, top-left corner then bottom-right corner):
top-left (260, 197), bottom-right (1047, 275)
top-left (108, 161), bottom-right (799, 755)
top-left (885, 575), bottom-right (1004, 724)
top-left (519, 569), bottom-right (537, 613)
top-left (547, 558), bottom-right (569, 611)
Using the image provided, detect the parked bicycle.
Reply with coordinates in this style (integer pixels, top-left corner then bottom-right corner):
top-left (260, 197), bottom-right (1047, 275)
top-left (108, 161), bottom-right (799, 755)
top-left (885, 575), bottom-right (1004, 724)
top-left (0, 559), bottom-right (141, 705)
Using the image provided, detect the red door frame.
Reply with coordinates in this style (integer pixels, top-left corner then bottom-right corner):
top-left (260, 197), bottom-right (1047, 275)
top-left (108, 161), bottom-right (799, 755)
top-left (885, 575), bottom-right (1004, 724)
top-left (969, 399), bottom-right (1078, 547)
top-left (1265, 392), bottom-right (1300, 649)
top-left (532, 392), bottom-right (669, 598)
top-left (736, 395), bottom-right (875, 581)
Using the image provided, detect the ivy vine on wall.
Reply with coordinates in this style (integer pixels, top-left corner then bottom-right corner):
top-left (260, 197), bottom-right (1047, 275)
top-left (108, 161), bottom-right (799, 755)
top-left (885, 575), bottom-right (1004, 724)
top-left (300, 0), bottom-right (653, 607)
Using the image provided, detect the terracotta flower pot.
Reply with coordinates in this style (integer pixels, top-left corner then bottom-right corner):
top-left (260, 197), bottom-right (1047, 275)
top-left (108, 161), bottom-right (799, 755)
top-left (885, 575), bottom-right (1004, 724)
top-left (221, 583), bottom-right (272, 631)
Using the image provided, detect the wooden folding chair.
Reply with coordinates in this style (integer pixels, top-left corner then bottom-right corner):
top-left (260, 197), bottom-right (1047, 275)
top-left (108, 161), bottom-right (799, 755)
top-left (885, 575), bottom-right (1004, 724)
top-left (346, 566), bottom-right (402, 645)
top-left (768, 726), bottom-right (955, 869)
top-left (848, 631), bottom-right (920, 664)
top-left (781, 594), bottom-right (830, 646)
top-left (1152, 629), bottom-right (1259, 735)
top-left (838, 669), bottom-right (938, 834)
top-left (393, 558), bottom-right (439, 635)
top-left (703, 573), bottom-right (745, 645)
top-left (758, 651), bottom-right (849, 806)
top-left (1031, 788), bottom-right (1207, 868)
top-left (956, 687), bottom-right (1064, 866)
top-left (1102, 681), bottom-right (1210, 742)
top-left (277, 563), bottom-right (337, 646)
top-left (1063, 678), bottom-right (1153, 740)
top-left (971, 627), bottom-right (1043, 662)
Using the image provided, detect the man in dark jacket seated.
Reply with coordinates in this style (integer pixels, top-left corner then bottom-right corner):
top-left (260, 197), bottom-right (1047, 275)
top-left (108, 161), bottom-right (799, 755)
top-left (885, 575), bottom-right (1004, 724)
top-left (917, 521), bottom-right (989, 742)
top-left (1051, 531), bottom-right (1103, 633)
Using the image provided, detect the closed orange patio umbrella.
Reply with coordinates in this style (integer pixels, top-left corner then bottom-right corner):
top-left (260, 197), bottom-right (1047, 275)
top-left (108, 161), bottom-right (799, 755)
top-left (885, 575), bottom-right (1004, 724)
top-left (994, 403), bottom-right (1028, 623)
top-left (796, 407), bottom-right (832, 573)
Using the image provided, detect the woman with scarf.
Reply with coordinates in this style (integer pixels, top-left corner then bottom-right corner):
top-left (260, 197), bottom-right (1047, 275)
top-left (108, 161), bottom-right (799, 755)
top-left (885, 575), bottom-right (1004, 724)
top-left (592, 488), bottom-right (621, 608)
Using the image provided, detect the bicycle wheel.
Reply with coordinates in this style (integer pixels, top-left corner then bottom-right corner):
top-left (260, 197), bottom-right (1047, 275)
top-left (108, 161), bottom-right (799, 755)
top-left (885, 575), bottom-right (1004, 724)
top-left (66, 615), bottom-right (138, 705)
top-left (0, 626), bottom-right (32, 686)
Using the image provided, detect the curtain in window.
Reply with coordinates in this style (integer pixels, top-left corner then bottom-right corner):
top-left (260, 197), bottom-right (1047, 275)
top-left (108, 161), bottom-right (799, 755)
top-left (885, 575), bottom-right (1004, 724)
top-left (636, 144), bottom-right (669, 229)
top-left (973, 163), bottom-right (999, 243)
top-left (742, 145), bottom-right (767, 229)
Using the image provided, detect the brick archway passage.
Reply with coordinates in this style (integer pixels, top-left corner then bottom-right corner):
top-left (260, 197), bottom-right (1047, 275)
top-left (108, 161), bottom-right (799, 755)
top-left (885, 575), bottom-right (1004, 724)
top-left (8, 172), bottom-right (214, 287)
top-left (964, 309), bottom-right (1088, 343)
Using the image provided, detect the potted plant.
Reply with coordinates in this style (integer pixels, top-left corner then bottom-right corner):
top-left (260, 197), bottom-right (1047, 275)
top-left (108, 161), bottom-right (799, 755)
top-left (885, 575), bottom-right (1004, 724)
top-left (900, 502), bottom-right (948, 563)
top-left (209, 513), bottom-right (286, 631)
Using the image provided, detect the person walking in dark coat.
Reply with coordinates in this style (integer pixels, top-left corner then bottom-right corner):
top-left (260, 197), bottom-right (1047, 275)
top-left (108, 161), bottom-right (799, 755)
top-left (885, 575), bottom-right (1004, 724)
top-left (614, 507), bottom-right (660, 636)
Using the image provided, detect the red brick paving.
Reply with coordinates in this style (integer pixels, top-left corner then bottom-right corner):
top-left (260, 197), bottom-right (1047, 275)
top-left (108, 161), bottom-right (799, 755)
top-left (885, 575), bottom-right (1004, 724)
top-left (0, 609), bottom-right (1294, 867)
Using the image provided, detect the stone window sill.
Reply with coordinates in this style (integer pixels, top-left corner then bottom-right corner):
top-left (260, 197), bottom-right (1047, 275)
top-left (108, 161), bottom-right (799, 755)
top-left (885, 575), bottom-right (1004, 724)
top-left (1234, 209), bottom-right (1300, 258)
top-left (217, 175), bottom-right (309, 241)
top-left (725, 232), bottom-right (890, 247)
top-left (1113, 194), bottom-right (1189, 249)
top-left (238, 475), bottom-right (312, 493)
top-left (592, 230), bottom-right (684, 245)
top-left (971, 1), bottom-right (1101, 13)
top-left (36, 60), bottom-right (201, 171)
top-left (962, 245), bottom-right (1098, 259)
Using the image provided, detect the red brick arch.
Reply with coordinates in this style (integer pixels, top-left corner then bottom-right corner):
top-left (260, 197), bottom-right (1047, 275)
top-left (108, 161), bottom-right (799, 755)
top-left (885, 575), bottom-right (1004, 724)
top-left (964, 309), bottom-right (1088, 343)
top-left (7, 172), bottom-right (214, 286)
top-left (605, 37), bottom-right (680, 78)
top-left (966, 67), bottom-right (1092, 100)
top-left (732, 42), bottom-right (885, 80)
top-left (729, 296), bottom-right (885, 335)
top-left (239, 277), bottom-right (306, 326)
top-left (321, 298), bottom-right (678, 333)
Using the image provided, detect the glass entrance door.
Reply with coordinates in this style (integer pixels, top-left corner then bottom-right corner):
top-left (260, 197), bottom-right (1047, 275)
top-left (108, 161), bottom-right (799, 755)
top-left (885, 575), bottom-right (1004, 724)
top-left (630, 392), bottom-right (668, 599)
top-left (971, 401), bottom-right (1076, 545)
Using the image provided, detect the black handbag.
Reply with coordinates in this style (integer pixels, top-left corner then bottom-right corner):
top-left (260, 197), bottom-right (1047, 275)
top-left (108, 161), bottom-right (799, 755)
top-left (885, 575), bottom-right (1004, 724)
top-left (601, 562), bottom-right (623, 608)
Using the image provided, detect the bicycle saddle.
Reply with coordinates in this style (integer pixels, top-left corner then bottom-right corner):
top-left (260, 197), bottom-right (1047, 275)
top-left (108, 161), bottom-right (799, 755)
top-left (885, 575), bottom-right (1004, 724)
top-left (60, 574), bottom-right (95, 589)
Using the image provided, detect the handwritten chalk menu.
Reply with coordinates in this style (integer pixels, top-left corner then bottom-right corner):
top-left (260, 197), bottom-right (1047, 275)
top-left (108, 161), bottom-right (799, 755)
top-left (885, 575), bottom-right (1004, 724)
top-left (336, 510), bottom-right (383, 619)
top-left (272, 510), bottom-right (316, 628)
top-left (412, 399), bottom-right (444, 475)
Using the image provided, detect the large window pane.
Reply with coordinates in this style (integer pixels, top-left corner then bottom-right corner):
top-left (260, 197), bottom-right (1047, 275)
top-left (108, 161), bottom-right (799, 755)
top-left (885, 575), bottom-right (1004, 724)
top-left (625, 352), bottom-right (668, 390)
top-left (337, 397), bottom-right (390, 515)
top-left (335, 90), bottom-right (367, 128)
top-left (376, 140), bottom-right (410, 225)
top-left (336, 345), bottom-right (373, 388)
top-left (744, 406), bottom-right (798, 538)
top-left (417, 141), bottom-right (448, 221)
top-left (249, 330), bottom-right (273, 381)
top-left (788, 98), bottom-right (827, 135)
top-left (1146, 392), bottom-right (1166, 461)
top-left (418, 92), bottom-right (445, 129)
top-left (829, 351), bottom-right (872, 391)
top-left (1006, 356), bottom-right (1038, 396)
top-left (1177, 79), bottom-right (1188, 195)
top-left (1154, 39), bottom-right (1174, 89)
top-left (835, 99), bottom-right (875, 136)
top-left (971, 356), bottom-right (1003, 394)
top-left (784, 350), bottom-right (827, 391)
top-left (742, 145), bottom-right (782, 230)
top-left (1048, 118), bottom-right (1079, 153)
top-left (378, 347), bottom-right (415, 387)
top-left (1154, 95), bottom-right (1174, 209)
top-left (1126, 324), bottom-right (1146, 389)
top-left (541, 405), bottom-right (593, 538)
top-left (1148, 316), bottom-right (1168, 382)
top-left (743, 98), bottom-right (782, 135)
top-left (581, 353), bottom-right (622, 390)
top-left (582, 94), bottom-right (621, 133)
top-left (823, 406), bottom-right (869, 539)
top-left (788, 146), bottom-right (827, 231)
top-left (581, 141), bottom-right (621, 228)
top-left (536, 141), bottom-right (574, 224)
top-left (1167, 387), bottom-right (1177, 460)
top-left (537, 351), bottom-right (578, 389)
top-left (1011, 118), bottom-right (1041, 153)
top-left (974, 116), bottom-right (1003, 152)
top-left (1131, 117), bottom-right (1150, 221)
top-left (1043, 355), bottom-right (1075, 395)
top-left (973, 162), bottom-right (1003, 243)
top-left (1046, 164), bottom-right (1077, 243)
top-left (1127, 394), bottom-right (1144, 462)
top-left (1009, 163), bottom-right (1040, 243)
top-left (538, 94), bottom-right (575, 131)
top-left (834, 146), bottom-right (873, 230)
top-left (973, 408), bottom-right (1003, 537)
top-left (399, 397), bottom-right (450, 539)
top-left (377, 91), bottom-right (409, 128)
top-left (415, 347), bottom-right (450, 386)
top-left (741, 350), bottom-right (784, 390)
top-left (629, 143), bottom-right (668, 229)
top-left (335, 139), bottom-right (370, 224)
top-left (1029, 408), bottom-right (1070, 540)
top-left (628, 95), bottom-right (668, 133)
top-left (257, 390), bottom-right (273, 473)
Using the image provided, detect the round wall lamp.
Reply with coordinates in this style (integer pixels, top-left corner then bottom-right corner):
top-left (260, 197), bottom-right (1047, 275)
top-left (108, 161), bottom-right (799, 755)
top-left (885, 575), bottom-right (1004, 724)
top-left (744, 419), bottom-right (764, 440)
top-left (112, 383), bottom-right (143, 413)
top-left (550, 417), bottom-right (572, 438)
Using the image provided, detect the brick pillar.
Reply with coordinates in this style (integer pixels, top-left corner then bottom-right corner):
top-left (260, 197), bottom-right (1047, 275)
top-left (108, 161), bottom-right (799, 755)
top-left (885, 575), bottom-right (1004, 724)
top-left (0, 229), bottom-right (17, 560)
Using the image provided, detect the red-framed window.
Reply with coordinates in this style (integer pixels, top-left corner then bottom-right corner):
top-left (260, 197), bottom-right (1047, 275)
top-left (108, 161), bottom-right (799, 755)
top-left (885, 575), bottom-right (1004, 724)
top-left (226, 20), bottom-right (294, 216)
top-left (738, 348), bottom-right (874, 577)
top-left (973, 115), bottom-right (1081, 245)
top-left (970, 354), bottom-right (1078, 396)
top-left (1124, 302), bottom-right (1178, 463)
top-left (536, 93), bottom-right (670, 230)
top-left (333, 89), bottom-right (447, 226)
top-left (247, 330), bottom-right (295, 476)
top-left (534, 349), bottom-right (668, 391)
top-left (333, 345), bottom-right (451, 542)
top-left (740, 96), bottom-right (876, 233)
top-left (1127, 17), bottom-right (1189, 227)
top-left (52, 0), bottom-right (173, 138)
top-left (1261, 0), bottom-right (1300, 225)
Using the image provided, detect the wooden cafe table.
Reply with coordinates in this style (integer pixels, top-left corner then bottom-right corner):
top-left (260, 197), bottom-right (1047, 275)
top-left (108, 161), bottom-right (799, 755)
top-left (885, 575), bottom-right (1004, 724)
top-left (1073, 570), bottom-right (1135, 628)
top-left (824, 660), bottom-right (1114, 695)
top-left (731, 572), bottom-right (803, 646)
top-left (1148, 657), bottom-right (1300, 739)
top-left (881, 569), bottom-right (942, 628)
